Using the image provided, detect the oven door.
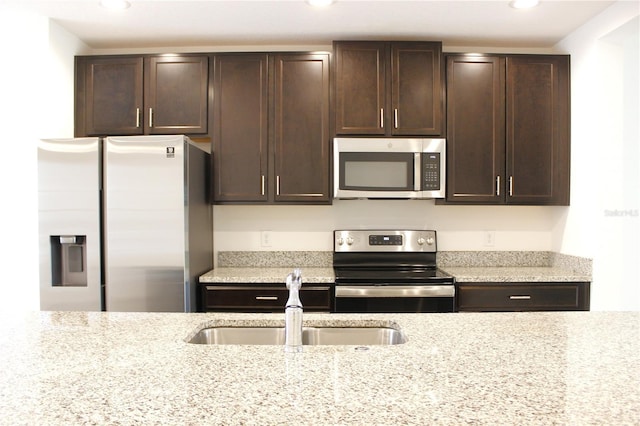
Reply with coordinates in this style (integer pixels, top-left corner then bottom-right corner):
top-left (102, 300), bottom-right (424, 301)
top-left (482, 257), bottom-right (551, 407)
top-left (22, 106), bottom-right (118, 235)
top-left (334, 285), bottom-right (455, 313)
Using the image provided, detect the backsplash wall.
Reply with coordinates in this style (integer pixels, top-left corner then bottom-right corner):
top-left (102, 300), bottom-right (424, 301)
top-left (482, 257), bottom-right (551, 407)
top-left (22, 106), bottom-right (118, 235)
top-left (213, 200), bottom-right (567, 266)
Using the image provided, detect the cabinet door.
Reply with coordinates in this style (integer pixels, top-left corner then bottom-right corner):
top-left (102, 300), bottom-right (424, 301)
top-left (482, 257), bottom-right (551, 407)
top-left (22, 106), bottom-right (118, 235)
top-left (445, 55), bottom-right (505, 203)
top-left (201, 285), bottom-right (332, 312)
top-left (145, 55), bottom-right (208, 134)
top-left (457, 282), bottom-right (590, 311)
top-left (506, 55), bottom-right (570, 205)
top-left (334, 41), bottom-right (387, 135)
top-left (82, 56), bottom-right (144, 136)
top-left (391, 42), bottom-right (443, 136)
top-left (272, 53), bottom-right (331, 203)
top-left (212, 54), bottom-right (269, 202)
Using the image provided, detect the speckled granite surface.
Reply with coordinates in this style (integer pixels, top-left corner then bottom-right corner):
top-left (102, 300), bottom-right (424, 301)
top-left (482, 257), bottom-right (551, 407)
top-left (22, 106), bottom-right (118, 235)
top-left (438, 251), bottom-right (592, 283)
top-left (204, 251), bottom-right (592, 284)
top-left (439, 266), bottom-right (591, 283)
top-left (438, 250), bottom-right (553, 267)
top-left (1, 311), bottom-right (637, 425)
top-left (200, 267), bottom-right (335, 284)
top-left (218, 251), bottom-right (332, 268)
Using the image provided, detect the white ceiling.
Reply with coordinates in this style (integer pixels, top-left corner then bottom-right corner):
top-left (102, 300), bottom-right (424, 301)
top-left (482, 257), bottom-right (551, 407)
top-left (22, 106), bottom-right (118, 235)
top-left (2, 0), bottom-right (619, 50)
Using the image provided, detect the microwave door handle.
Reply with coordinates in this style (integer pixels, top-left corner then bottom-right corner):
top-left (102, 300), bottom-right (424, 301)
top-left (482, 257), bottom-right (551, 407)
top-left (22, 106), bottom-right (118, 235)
top-left (414, 153), bottom-right (421, 191)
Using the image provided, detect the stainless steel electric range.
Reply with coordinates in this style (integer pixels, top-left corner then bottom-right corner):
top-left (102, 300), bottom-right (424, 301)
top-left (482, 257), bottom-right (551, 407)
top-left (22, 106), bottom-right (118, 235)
top-left (333, 230), bottom-right (455, 313)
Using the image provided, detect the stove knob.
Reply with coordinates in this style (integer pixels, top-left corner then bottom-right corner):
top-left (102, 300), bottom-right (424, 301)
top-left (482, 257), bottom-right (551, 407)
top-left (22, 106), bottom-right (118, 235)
top-left (337, 237), bottom-right (344, 246)
top-left (346, 237), bottom-right (354, 245)
top-left (417, 237), bottom-right (426, 245)
top-left (426, 237), bottom-right (435, 246)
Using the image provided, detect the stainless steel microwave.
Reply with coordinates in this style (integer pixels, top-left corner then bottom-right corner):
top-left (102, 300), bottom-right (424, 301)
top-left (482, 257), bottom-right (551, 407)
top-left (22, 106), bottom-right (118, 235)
top-left (333, 137), bottom-right (446, 199)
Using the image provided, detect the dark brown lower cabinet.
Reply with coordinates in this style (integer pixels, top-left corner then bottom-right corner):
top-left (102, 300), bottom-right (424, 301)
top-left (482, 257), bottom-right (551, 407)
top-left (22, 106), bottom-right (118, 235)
top-left (456, 282), bottom-right (590, 312)
top-left (200, 284), bottom-right (332, 312)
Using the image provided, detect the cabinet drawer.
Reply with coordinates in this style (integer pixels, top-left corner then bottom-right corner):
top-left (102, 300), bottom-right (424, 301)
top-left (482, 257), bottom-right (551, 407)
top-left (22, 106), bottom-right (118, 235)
top-left (201, 285), bottom-right (332, 312)
top-left (457, 282), bottom-right (590, 312)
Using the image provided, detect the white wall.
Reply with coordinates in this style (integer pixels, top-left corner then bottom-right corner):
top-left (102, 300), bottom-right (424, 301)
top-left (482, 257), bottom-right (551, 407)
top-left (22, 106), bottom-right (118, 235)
top-left (0, 7), bottom-right (88, 313)
top-left (555, 1), bottom-right (639, 311)
top-left (214, 202), bottom-right (563, 254)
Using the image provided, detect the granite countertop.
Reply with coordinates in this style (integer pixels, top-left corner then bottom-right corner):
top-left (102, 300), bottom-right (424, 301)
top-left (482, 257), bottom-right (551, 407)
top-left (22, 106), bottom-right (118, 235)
top-left (1, 310), bottom-right (637, 425)
top-left (440, 266), bottom-right (592, 283)
top-left (199, 266), bottom-right (589, 284)
top-left (201, 250), bottom-right (592, 285)
top-left (199, 267), bottom-right (335, 284)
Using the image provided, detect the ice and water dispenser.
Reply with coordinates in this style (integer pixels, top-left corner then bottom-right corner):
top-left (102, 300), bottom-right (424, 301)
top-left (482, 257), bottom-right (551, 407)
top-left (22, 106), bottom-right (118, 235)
top-left (50, 235), bottom-right (87, 287)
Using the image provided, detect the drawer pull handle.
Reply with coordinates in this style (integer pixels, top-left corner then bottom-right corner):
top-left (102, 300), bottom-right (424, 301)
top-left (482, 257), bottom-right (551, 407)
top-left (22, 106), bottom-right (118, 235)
top-left (510, 295), bottom-right (531, 300)
top-left (255, 296), bottom-right (279, 301)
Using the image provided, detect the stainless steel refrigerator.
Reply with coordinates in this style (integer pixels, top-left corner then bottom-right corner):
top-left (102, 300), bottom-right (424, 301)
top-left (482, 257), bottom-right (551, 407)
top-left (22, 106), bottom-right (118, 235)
top-left (38, 135), bottom-right (212, 312)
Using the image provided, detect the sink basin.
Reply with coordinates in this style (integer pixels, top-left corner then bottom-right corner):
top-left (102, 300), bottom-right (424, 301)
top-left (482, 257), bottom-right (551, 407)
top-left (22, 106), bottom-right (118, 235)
top-left (187, 326), bottom-right (407, 345)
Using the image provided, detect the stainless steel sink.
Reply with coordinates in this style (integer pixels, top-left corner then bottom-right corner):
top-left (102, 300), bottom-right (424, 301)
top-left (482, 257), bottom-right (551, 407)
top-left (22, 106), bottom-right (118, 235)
top-left (187, 326), bottom-right (407, 345)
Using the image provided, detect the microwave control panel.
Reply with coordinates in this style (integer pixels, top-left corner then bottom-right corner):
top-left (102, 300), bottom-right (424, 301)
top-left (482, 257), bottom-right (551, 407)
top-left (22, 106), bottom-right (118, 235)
top-left (422, 153), bottom-right (441, 190)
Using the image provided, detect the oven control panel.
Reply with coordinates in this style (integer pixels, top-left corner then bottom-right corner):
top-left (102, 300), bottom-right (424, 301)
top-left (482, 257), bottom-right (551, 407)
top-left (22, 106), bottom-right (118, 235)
top-left (369, 235), bottom-right (403, 246)
top-left (334, 230), bottom-right (436, 252)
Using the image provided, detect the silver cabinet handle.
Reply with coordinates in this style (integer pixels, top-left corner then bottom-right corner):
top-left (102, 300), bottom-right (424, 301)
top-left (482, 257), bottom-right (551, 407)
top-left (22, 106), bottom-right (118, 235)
top-left (149, 108), bottom-right (154, 127)
top-left (509, 176), bottom-right (513, 196)
top-left (276, 176), bottom-right (280, 195)
top-left (256, 296), bottom-right (279, 301)
top-left (496, 176), bottom-right (501, 196)
top-left (380, 108), bottom-right (384, 128)
top-left (136, 108), bottom-right (140, 128)
top-left (394, 109), bottom-right (398, 129)
top-left (261, 175), bottom-right (265, 196)
top-left (509, 295), bottom-right (531, 300)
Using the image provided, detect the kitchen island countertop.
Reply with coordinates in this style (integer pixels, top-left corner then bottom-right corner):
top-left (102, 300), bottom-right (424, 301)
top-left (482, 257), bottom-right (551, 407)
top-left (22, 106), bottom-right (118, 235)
top-left (1, 310), bottom-right (637, 425)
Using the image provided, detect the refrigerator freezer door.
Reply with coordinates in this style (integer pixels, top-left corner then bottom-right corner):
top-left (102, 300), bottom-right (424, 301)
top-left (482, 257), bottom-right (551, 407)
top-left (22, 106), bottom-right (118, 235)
top-left (104, 135), bottom-right (187, 312)
top-left (38, 138), bottom-right (102, 311)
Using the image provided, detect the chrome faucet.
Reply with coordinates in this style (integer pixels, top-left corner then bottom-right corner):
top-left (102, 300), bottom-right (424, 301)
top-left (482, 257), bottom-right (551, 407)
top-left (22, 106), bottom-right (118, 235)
top-left (284, 268), bottom-right (303, 353)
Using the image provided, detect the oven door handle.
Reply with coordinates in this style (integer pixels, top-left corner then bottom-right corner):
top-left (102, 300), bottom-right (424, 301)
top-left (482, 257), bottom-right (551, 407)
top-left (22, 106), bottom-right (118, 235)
top-left (335, 285), bottom-right (454, 298)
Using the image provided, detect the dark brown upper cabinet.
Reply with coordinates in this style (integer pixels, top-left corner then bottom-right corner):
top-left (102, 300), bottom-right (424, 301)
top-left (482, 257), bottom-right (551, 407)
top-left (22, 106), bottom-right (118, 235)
top-left (144, 55), bottom-right (208, 134)
top-left (76, 56), bottom-right (144, 136)
top-left (272, 53), bottom-right (331, 203)
top-left (212, 53), bottom-right (331, 204)
top-left (444, 54), bottom-right (570, 205)
top-left (212, 54), bottom-right (269, 203)
top-left (334, 41), bottom-right (443, 136)
top-left (75, 54), bottom-right (208, 137)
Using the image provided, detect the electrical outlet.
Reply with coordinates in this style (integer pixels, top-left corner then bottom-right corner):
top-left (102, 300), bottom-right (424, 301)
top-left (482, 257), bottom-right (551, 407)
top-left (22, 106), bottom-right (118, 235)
top-left (484, 231), bottom-right (495, 247)
top-left (261, 231), bottom-right (273, 247)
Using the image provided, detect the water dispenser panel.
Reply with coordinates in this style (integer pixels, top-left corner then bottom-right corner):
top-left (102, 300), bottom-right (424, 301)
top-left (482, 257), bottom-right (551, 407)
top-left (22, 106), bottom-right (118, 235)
top-left (50, 235), bottom-right (87, 287)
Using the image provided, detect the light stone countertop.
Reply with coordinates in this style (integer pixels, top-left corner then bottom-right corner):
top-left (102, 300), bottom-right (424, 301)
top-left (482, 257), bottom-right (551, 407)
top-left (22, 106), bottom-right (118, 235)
top-left (202, 250), bottom-right (592, 285)
top-left (199, 267), bottom-right (335, 284)
top-left (439, 266), bottom-right (592, 283)
top-left (199, 266), bottom-right (589, 284)
top-left (1, 310), bottom-right (638, 425)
